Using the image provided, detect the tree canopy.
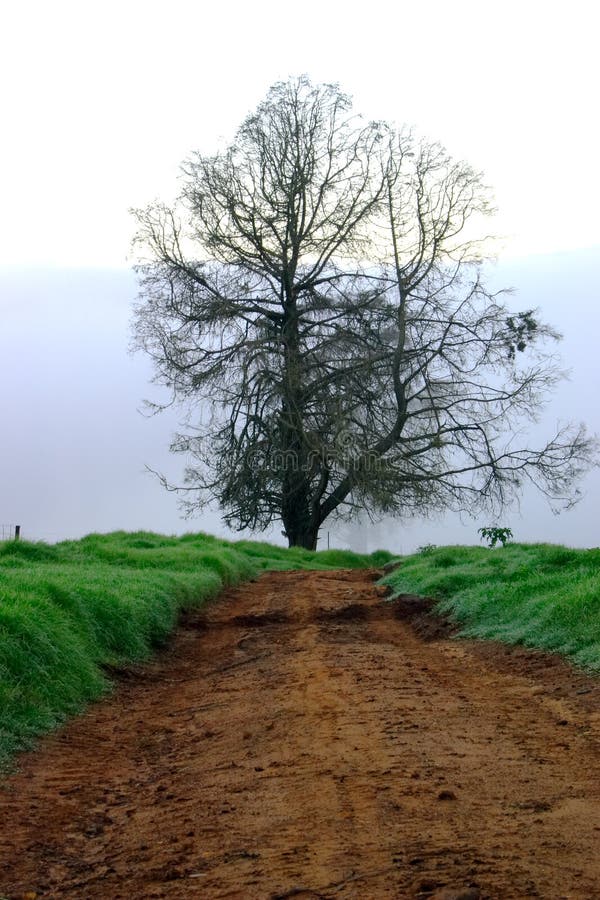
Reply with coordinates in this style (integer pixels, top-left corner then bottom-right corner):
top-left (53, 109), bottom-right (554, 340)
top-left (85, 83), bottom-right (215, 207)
top-left (132, 76), bottom-right (596, 549)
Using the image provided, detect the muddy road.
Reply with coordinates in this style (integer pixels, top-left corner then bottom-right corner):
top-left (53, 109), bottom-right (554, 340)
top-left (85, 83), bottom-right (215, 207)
top-left (1, 569), bottom-right (600, 899)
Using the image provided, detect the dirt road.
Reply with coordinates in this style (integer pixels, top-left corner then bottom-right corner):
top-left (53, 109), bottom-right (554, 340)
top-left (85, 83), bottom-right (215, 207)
top-left (1, 569), bottom-right (600, 899)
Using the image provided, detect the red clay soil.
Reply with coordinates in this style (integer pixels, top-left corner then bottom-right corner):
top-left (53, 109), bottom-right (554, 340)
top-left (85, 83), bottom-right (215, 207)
top-left (1, 569), bottom-right (600, 899)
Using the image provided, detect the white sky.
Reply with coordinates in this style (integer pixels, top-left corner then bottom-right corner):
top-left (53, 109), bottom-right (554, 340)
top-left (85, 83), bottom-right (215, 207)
top-left (1, 0), bottom-right (599, 267)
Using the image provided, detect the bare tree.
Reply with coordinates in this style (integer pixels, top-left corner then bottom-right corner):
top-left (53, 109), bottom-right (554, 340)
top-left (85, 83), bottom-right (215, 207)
top-left (132, 76), bottom-right (596, 549)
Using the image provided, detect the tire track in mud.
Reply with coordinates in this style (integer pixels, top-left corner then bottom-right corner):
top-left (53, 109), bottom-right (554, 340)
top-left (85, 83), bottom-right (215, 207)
top-left (1, 568), bottom-right (600, 899)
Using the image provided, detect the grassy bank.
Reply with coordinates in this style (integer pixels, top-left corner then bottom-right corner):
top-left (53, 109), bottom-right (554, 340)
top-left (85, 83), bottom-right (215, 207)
top-left (0, 530), bottom-right (391, 767)
top-left (383, 543), bottom-right (600, 671)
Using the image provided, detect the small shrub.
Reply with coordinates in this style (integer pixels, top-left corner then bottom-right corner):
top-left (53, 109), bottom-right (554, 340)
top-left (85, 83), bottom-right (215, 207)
top-left (417, 543), bottom-right (438, 556)
top-left (478, 526), bottom-right (513, 548)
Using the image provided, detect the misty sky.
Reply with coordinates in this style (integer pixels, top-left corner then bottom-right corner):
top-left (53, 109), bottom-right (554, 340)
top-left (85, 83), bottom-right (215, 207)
top-left (1, 1), bottom-right (599, 551)
top-left (2, 249), bottom-right (598, 553)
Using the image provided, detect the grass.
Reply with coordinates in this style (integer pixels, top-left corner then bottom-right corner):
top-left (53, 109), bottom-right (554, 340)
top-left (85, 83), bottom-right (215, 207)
top-left (383, 542), bottom-right (600, 671)
top-left (0, 530), bottom-right (391, 768)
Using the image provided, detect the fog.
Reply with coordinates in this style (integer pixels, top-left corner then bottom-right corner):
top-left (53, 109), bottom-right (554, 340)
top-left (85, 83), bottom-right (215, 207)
top-left (1, 248), bottom-right (599, 553)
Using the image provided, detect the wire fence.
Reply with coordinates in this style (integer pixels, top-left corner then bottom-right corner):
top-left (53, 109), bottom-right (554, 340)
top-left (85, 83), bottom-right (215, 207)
top-left (0, 526), bottom-right (65, 544)
top-left (0, 524), bottom-right (21, 542)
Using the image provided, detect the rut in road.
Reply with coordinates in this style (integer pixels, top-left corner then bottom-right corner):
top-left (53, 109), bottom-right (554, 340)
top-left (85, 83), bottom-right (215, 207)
top-left (1, 568), bottom-right (600, 899)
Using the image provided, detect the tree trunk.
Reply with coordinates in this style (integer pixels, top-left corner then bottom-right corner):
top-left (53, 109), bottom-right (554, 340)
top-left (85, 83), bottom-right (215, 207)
top-left (280, 285), bottom-right (320, 552)
top-left (286, 527), bottom-right (319, 551)
top-left (281, 469), bottom-right (319, 550)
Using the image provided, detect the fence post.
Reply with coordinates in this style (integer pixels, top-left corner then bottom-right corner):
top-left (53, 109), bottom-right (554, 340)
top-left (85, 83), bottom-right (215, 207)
top-left (15, 525), bottom-right (21, 541)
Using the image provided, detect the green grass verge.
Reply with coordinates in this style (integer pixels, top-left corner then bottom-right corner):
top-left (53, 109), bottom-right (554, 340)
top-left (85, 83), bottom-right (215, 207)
top-left (0, 530), bottom-right (391, 767)
top-left (382, 542), bottom-right (600, 671)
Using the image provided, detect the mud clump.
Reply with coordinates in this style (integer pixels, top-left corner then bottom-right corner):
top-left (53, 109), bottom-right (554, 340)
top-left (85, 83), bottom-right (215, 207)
top-left (391, 593), bottom-right (456, 640)
top-left (315, 602), bottom-right (371, 623)
top-left (231, 611), bottom-right (290, 628)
